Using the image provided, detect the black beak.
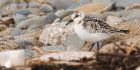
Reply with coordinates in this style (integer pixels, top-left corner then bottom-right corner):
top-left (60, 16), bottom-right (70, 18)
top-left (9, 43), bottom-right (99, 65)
top-left (66, 19), bottom-right (73, 25)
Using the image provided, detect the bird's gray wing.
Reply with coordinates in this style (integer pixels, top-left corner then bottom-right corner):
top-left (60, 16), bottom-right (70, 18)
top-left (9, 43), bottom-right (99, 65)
top-left (83, 16), bottom-right (118, 33)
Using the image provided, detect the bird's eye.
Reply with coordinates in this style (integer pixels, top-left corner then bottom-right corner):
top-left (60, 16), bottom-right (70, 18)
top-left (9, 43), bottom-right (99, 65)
top-left (75, 15), bottom-right (78, 17)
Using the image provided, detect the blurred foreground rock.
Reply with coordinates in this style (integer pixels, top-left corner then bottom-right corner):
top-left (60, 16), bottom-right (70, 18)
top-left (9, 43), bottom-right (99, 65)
top-left (0, 50), bottom-right (25, 68)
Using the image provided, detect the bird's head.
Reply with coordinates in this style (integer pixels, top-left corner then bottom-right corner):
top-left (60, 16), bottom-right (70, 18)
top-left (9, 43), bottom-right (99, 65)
top-left (66, 11), bottom-right (85, 25)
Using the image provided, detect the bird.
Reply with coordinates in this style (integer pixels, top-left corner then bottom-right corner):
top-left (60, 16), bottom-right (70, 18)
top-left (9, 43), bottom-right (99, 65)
top-left (66, 11), bottom-right (129, 53)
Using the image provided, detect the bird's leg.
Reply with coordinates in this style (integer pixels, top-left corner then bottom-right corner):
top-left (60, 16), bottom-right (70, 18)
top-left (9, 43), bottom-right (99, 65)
top-left (88, 43), bottom-right (95, 51)
top-left (97, 42), bottom-right (100, 54)
top-left (96, 42), bottom-right (100, 61)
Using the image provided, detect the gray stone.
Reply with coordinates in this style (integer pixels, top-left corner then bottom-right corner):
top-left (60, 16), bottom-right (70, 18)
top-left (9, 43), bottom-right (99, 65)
top-left (43, 13), bottom-right (58, 24)
top-left (27, 25), bottom-right (39, 30)
top-left (16, 16), bottom-right (47, 29)
top-left (64, 33), bottom-right (85, 51)
top-left (79, 0), bottom-right (92, 5)
top-left (67, 4), bottom-right (80, 9)
top-left (66, 45), bottom-right (81, 51)
top-left (16, 40), bottom-right (34, 49)
top-left (40, 3), bottom-right (54, 13)
top-left (27, 14), bottom-right (40, 18)
top-left (24, 49), bottom-right (34, 58)
top-left (42, 45), bottom-right (66, 52)
top-left (45, 0), bottom-right (78, 9)
top-left (87, 13), bottom-right (105, 20)
top-left (0, 25), bottom-right (7, 32)
top-left (0, 50), bottom-right (25, 68)
top-left (14, 9), bottom-right (32, 15)
top-left (13, 14), bottom-right (28, 25)
top-left (92, 0), bottom-right (112, 5)
top-left (113, 0), bottom-right (140, 8)
top-left (39, 21), bottom-right (74, 45)
top-left (55, 9), bottom-right (74, 19)
top-left (125, 9), bottom-right (140, 21)
top-left (10, 28), bottom-right (25, 36)
top-left (29, 2), bottom-right (41, 8)
top-left (106, 15), bottom-right (124, 26)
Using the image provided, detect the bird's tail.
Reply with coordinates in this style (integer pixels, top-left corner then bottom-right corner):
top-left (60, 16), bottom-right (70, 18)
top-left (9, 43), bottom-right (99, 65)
top-left (116, 29), bottom-right (129, 34)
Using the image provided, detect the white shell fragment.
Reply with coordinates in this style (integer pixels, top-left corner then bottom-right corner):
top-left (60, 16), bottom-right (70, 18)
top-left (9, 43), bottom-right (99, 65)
top-left (0, 50), bottom-right (25, 68)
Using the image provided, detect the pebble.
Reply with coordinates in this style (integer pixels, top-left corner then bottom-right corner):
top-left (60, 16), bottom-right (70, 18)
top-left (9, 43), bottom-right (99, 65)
top-left (39, 21), bottom-right (74, 45)
top-left (106, 15), bottom-right (125, 26)
top-left (10, 28), bottom-right (25, 36)
top-left (45, 0), bottom-right (78, 9)
top-left (16, 40), bottom-right (34, 49)
top-left (40, 3), bottom-right (55, 13)
top-left (13, 14), bottom-right (28, 25)
top-left (16, 16), bottom-right (47, 29)
top-left (75, 3), bottom-right (106, 13)
top-left (14, 9), bottom-right (32, 15)
top-left (0, 50), bottom-right (25, 68)
top-left (92, 0), bottom-right (112, 6)
top-left (64, 33), bottom-right (85, 51)
top-left (0, 25), bottom-right (7, 32)
top-left (42, 45), bottom-right (66, 52)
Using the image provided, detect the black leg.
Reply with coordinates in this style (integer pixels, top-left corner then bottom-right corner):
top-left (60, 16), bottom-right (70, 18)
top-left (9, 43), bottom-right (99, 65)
top-left (88, 43), bottom-right (95, 51)
top-left (96, 42), bottom-right (100, 61)
top-left (97, 42), bottom-right (100, 54)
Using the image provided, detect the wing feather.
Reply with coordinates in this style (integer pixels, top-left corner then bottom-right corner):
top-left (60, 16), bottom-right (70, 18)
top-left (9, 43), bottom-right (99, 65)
top-left (83, 16), bottom-right (118, 33)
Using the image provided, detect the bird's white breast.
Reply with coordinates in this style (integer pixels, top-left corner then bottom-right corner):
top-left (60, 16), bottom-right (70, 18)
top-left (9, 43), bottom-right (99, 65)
top-left (74, 23), bottom-right (113, 43)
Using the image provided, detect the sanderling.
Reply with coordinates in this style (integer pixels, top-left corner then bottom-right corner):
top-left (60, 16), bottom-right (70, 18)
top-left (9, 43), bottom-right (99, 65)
top-left (67, 11), bottom-right (129, 53)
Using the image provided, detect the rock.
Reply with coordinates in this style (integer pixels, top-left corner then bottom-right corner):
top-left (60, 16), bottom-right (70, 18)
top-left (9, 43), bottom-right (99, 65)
top-left (27, 14), bottom-right (40, 18)
top-left (125, 9), bottom-right (140, 21)
top-left (43, 13), bottom-right (58, 24)
top-left (29, 52), bottom-right (96, 70)
top-left (13, 14), bottom-right (28, 25)
top-left (125, 3), bottom-right (140, 10)
top-left (14, 29), bottom-right (42, 47)
top-left (113, 0), bottom-right (140, 8)
top-left (114, 9), bottom-right (140, 21)
top-left (16, 40), bottom-right (34, 49)
top-left (29, 2), bottom-right (41, 8)
top-left (64, 34), bottom-right (85, 51)
top-left (100, 36), bottom-right (140, 54)
top-left (0, 25), bottom-right (7, 32)
top-left (0, 28), bottom-right (13, 37)
top-left (136, 66), bottom-right (140, 70)
top-left (27, 25), bottom-right (39, 30)
top-left (92, 0), bottom-right (112, 6)
top-left (55, 9), bottom-right (74, 19)
top-left (79, 0), bottom-right (92, 5)
top-left (40, 3), bottom-right (54, 13)
top-left (0, 17), bottom-right (15, 27)
top-left (10, 28), bottom-right (25, 36)
top-left (87, 13), bottom-right (105, 20)
top-left (106, 15), bottom-right (125, 26)
top-left (1, 9), bottom-right (12, 17)
top-left (0, 39), bottom-right (19, 51)
top-left (28, 8), bottom-right (42, 15)
top-left (45, 0), bottom-right (78, 10)
top-left (31, 51), bottom-right (95, 63)
top-left (75, 3), bottom-right (105, 13)
top-left (16, 16), bottom-right (47, 29)
top-left (39, 21), bottom-right (74, 45)
top-left (42, 45), bottom-right (66, 52)
top-left (24, 49), bottom-right (34, 58)
top-left (14, 9), bottom-right (32, 15)
top-left (9, 2), bottom-right (27, 10)
top-left (0, 50), bottom-right (25, 68)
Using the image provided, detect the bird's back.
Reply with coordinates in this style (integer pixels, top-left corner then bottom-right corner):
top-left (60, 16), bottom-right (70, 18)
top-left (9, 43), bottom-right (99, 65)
top-left (82, 16), bottom-right (129, 33)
